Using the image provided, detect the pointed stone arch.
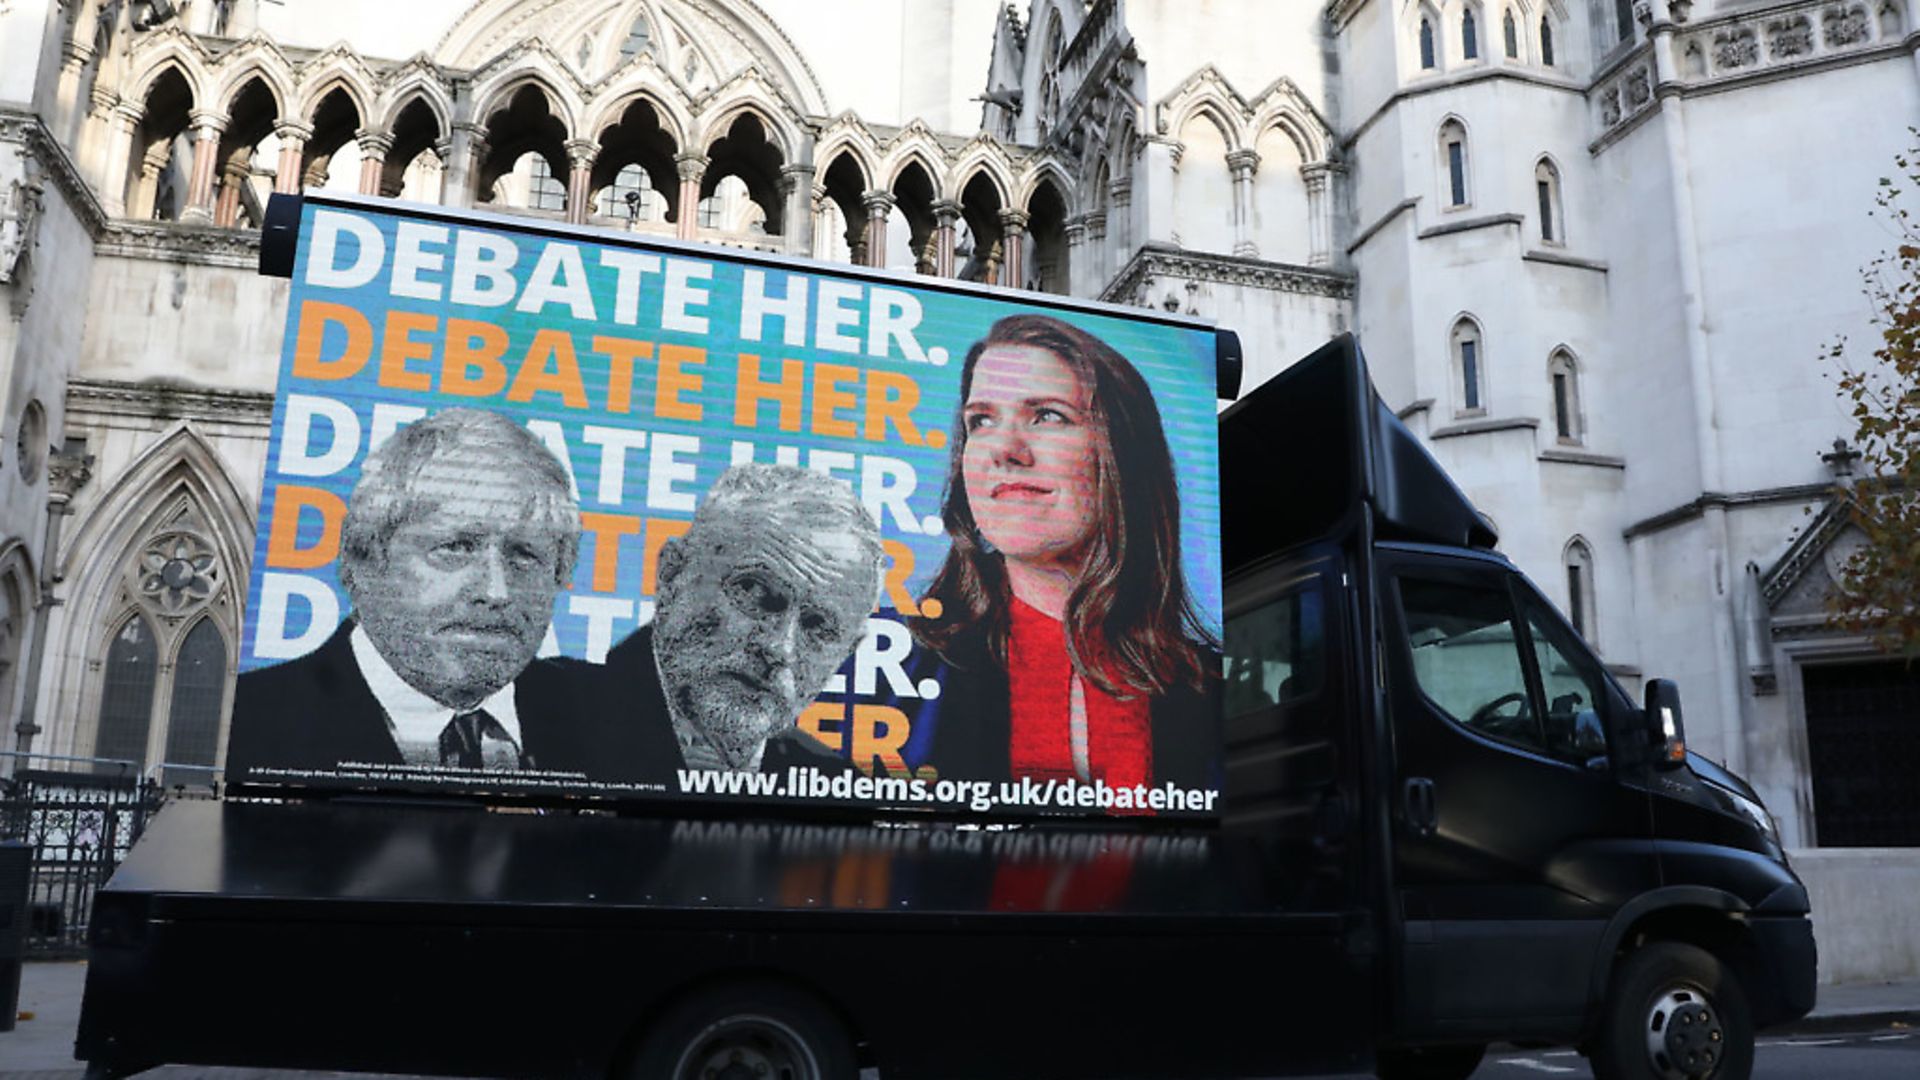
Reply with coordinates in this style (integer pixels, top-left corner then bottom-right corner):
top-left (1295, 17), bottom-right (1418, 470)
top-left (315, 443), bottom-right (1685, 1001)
top-left (945, 139), bottom-right (1017, 206)
top-left (124, 30), bottom-right (216, 108)
top-left (585, 79), bottom-right (693, 149)
top-left (592, 0), bottom-right (670, 75)
top-left (294, 49), bottom-right (379, 127)
top-left (471, 66), bottom-right (582, 138)
top-left (880, 124), bottom-right (948, 193)
top-left (700, 109), bottom-right (790, 235)
top-left (813, 117), bottom-right (883, 187)
top-left (1105, 112), bottom-right (1139, 186)
top-left (1247, 77), bottom-right (1335, 165)
top-left (437, 0), bottom-right (828, 116)
top-left (0, 539), bottom-right (39, 612)
top-left (1154, 66), bottom-right (1250, 152)
top-left (50, 424), bottom-right (254, 766)
top-left (590, 90), bottom-right (686, 220)
top-left (376, 65), bottom-right (456, 137)
top-left (212, 49), bottom-right (296, 120)
top-left (1018, 156), bottom-right (1080, 217)
top-left (0, 538), bottom-right (39, 743)
top-left (60, 424), bottom-right (256, 596)
top-left (695, 68), bottom-right (806, 162)
top-left (816, 136), bottom-right (876, 262)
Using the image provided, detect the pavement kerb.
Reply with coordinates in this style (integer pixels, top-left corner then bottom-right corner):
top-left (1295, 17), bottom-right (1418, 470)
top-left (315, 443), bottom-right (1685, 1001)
top-left (1772, 1009), bottom-right (1920, 1037)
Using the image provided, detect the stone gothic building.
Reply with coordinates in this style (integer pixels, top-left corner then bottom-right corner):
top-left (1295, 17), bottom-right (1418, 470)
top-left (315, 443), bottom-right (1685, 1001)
top-left (1, 0), bottom-right (1914, 975)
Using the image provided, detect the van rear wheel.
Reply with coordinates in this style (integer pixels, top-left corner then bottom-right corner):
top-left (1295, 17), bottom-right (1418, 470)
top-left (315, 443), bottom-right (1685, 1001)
top-left (1375, 1042), bottom-right (1486, 1080)
top-left (627, 980), bottom-right (856, 1080)
top-left (1591, 941), bottom-right (1754, 1080)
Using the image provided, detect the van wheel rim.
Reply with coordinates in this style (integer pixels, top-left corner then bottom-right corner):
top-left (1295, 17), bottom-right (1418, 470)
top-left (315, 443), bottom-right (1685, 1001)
top-left (1643, 984), bottom-right (1725, 1080)
top-left (672, 1014), bottom-right (820, 1080)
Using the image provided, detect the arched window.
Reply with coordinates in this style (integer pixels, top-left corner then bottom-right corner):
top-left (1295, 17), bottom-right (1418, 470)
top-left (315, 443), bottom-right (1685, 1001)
top-left (1439, 119), bottom-right (1470, 208)
top-left (1463, 8), bottom-right (1480, 59)
top-left (1535, 158), bottom-right (1564, 244)
top-left (1614, 0), bottom-right (1635, 47)
top-left (598, 163), bottom-right (665, 221)
top-left (94, 615), bottom-right (158, 771)
top-left (1452, 318), bottom-right (1487, 414)
top-left (1549, 349), bottom-right (1583, 444)
top-left (1541, 16), bottom-right (1556, 65)
top-left (1504, 9), bottom-right (1520, 58)
top-left (161, 618), bottom-right (227, 783)
top-left (490, 152), bottom-right (566, 213)
top-left (620, 15), bottom-right (653, 58)
top-left (1564, 539), bottom-right (1597, 642)
top-left (1420, 16), bottom-right (1438, 69)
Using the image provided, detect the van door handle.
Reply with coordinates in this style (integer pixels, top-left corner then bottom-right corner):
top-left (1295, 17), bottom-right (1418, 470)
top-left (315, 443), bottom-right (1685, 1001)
top-left (1402, 777), bottom-right (1438, 837)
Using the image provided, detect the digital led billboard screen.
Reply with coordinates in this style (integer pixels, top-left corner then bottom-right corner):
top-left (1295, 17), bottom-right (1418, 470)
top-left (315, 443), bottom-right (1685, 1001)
top-left (231, 195), bottom-right (1225, 818)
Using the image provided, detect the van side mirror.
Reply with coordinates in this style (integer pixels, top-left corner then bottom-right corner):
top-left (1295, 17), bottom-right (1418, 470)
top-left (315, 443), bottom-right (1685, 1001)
top-left (1645, 678), bottom-right (1688, 769)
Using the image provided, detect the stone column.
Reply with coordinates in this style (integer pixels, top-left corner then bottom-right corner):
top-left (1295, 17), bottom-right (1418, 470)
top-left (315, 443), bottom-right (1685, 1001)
top-left (932, 199), bottom-right (962, 276)
top-left (273, 121), bottom-right (312, 195)
top-left (1108, 179), bottom-right (1132, 272)
top-left (674, 152), bottom-right (707, 240)
top-left (214, 161), bottom-right (250, 227)
top-left (779, 163), bottom-right (816, 255)
top-left (99, 102), bottom-right (146, 218)
top-left (1063, 215), bottom-right (1089, 294)
top-left (1143, 140), bottom-right (1180, 246)
top-left (998, 208), bottom-right (1029, 289)
top-left (1303, 163), bottom-right (1333, 267)
top-left (565, 138), bottom-right (598, 224)
top-left (57, 39), bottom-right (97, 147)
top-left (181, 112), bottom-right (227, 224)
top-left (447, 122), bottom-right (487, 209)
top-left (1227, 148), bottom-right (1260, 258)
top-left (356, 130), bottom-right (393, 197)
top-left (428, 138), bottom-right (453, 204)
top-left (76, 85), bottom-right (119, 195)
top-left (862, 190), bottom-right (895, 268)
top-left (11, 448), bottom-right (93, 756)
top-left (811, 185), bottom-right (833, 260)
top-left (1084, 208), bottom-right (1108, 290)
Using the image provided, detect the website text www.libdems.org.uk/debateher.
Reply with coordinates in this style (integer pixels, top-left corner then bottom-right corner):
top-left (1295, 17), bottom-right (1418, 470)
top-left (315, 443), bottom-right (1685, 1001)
top-left (676, 767), bottom-right (1220, 814)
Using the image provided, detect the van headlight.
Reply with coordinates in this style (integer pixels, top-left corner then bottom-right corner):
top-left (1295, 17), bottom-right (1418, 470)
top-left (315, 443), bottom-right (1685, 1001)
top-left (1725, 788), bottom-right (1784, 855)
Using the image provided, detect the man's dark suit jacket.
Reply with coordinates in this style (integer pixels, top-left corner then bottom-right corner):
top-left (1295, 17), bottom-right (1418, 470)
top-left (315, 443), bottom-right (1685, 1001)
top-left (603, 624), bottom-right (854, 780)
top-left (226, 620), bottom-right (643, 783)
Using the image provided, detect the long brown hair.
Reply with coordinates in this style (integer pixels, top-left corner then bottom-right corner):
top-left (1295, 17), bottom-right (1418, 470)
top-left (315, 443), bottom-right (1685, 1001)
top-left (909, 314), bottom-right (1216, 696)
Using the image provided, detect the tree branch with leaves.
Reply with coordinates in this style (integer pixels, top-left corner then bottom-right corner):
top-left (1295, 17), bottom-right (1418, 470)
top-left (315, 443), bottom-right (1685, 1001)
top-left (1823, 140), bottom-right (1920, 658)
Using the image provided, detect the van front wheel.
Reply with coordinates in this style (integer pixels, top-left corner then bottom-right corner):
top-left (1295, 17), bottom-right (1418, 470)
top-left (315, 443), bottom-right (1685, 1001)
top-left (1591, 941), bottom-right (1754, 1080)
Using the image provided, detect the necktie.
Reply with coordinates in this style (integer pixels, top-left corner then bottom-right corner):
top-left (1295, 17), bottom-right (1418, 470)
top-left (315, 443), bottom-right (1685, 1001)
top-left (440, 710), bottom-right (489, 768)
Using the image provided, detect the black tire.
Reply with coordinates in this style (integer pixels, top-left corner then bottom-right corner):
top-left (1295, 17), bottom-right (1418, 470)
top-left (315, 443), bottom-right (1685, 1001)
top-left (1591, 941), bottom-right (1755, 1080)
top-left (1375, 1042), bottom-right (1487, 1080)
top-left (626, 980), bottom-right (857, 1080)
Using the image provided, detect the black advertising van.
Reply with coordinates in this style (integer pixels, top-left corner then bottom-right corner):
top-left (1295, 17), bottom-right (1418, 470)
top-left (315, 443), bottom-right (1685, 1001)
top-left (74, 196), bottom-right (1812, 1080)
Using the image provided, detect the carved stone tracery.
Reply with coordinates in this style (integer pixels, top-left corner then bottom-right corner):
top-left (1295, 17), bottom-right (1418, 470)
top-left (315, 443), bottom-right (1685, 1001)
top-left (1715, 27), bottom-right (1760, 69)
top-left (118, 497), bottom-right (228, 627)
top-left (1824, 3), bottom-right (1870, 45)
top-left (1768, 15), bottom-right (1815, 58)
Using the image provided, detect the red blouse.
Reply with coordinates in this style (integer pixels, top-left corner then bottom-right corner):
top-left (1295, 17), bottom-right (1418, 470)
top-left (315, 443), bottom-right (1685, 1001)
top-left (1006, 596), bottom-right (1153, 793)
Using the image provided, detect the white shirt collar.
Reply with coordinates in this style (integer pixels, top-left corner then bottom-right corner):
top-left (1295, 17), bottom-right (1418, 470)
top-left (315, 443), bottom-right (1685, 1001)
top-left (349, 623), bottom-right (524, 750)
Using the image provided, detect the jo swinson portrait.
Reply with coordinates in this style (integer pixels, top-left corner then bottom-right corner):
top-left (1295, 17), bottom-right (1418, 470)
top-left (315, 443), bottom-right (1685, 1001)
top-left (901, 314), bottom-right (1224, 812)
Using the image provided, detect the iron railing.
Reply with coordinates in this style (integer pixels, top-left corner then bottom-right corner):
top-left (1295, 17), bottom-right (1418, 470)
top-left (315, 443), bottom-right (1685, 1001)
top-left (0, 753), bottom-right (213, 956)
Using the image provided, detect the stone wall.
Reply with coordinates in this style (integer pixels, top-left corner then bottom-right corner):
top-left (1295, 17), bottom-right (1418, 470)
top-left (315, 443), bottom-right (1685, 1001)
top-left (1790, 848), bottom-right (1920, 983)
